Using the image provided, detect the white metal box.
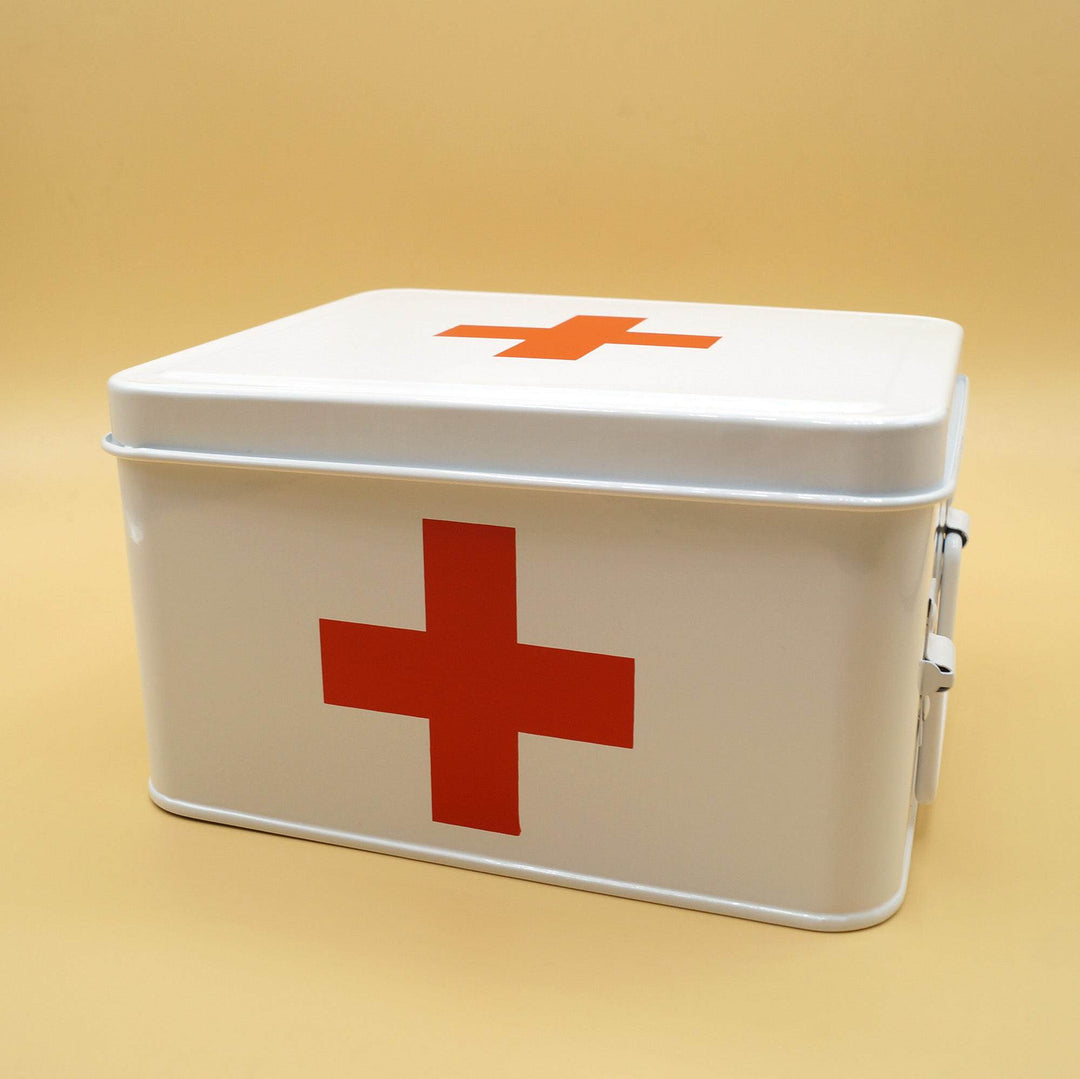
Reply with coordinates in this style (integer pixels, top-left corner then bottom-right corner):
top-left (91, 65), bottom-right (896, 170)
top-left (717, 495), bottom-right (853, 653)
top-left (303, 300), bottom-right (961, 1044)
top-left (105, 289), bottom-right (968, 930)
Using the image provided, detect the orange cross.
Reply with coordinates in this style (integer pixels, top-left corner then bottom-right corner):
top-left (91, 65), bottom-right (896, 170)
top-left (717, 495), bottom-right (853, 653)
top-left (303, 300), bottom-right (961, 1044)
top-left (436, 314), bottom-right (721, 361)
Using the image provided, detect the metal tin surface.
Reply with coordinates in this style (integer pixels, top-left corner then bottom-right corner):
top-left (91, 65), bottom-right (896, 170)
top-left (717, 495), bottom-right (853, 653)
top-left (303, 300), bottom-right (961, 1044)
top-left (106, 289), bottom-right (968, 929)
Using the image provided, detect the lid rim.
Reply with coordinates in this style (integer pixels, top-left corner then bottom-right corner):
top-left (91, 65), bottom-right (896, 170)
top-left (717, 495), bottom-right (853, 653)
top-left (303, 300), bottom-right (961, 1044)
top-left (106, 375), bottom-right (954, 431)
top-left (106, 289), bottom-right (965, 504)
top-left (101, 377), bottom-right (967, 512)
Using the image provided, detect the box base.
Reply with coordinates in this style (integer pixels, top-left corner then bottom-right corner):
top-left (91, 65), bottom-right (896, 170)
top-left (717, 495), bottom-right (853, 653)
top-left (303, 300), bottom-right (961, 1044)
top-left (148, 780), bottom-right (915, 932)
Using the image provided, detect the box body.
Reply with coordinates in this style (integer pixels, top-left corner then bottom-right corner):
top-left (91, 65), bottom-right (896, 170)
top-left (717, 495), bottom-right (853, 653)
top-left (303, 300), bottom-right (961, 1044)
top-left (107, 289), bottom-right (967, 930)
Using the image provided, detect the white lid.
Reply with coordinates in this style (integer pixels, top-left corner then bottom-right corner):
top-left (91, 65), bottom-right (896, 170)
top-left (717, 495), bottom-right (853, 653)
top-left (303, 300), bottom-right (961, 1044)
top-left (107, 288), bottom-right (964, 506)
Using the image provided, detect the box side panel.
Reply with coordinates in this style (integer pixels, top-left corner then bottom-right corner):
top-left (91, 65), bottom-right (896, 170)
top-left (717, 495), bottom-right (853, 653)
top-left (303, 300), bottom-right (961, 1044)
top-left (800, 508), bottom-right (936, 913)
top-left (117, 461), bottom-right (935, 923)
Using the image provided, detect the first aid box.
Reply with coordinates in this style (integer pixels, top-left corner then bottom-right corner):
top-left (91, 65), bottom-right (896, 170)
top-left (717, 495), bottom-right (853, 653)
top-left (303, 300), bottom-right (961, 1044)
top-left (105, 288), bottom-right (969, 931)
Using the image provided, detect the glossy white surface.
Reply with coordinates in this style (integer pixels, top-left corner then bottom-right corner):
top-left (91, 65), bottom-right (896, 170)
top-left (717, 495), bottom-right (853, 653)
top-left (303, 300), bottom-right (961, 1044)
top-left (118, 463), bottom-right (938, 928)
top-left (107, 290), bottom-right (968, 929)
top-left (108, 289), bottom-right (964, 500)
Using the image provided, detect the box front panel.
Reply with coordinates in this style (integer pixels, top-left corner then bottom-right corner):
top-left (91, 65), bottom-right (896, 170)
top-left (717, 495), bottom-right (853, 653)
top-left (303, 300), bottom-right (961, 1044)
top-left (119, 461), bottom-right (935, 922)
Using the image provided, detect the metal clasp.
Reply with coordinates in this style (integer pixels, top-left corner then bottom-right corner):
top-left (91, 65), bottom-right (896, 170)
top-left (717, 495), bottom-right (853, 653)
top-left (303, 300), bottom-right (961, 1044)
top-left (914, 506), bottom-right (970, 804)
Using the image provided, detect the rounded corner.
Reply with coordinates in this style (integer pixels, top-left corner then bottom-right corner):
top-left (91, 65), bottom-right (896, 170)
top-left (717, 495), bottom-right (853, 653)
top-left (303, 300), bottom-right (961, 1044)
top-left (823, 879), bottom-right (910, 932)
top-left (147, 779), bottom-right (196, 820)
top-left (106, 369), bottom-right (141, 397)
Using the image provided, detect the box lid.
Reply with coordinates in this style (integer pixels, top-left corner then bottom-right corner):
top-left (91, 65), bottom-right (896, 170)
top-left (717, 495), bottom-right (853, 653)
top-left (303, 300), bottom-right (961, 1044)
top-left (106, 288), bottom-right (965, 507)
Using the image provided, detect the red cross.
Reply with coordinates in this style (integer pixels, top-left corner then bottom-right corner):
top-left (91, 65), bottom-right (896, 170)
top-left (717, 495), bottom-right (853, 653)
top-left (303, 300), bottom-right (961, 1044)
top-left (319, 519), bottom-right (635, 835)
top-left (436, 314), bottom-right (721, 360)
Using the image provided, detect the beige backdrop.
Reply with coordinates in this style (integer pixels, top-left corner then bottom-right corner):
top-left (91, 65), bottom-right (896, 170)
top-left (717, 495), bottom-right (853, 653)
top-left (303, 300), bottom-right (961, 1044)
top-left (3, 2), bottom-right (1078, 1076)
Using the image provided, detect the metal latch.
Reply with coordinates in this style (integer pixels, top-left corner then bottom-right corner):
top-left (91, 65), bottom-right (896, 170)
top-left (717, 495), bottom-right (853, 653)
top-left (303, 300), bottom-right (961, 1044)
top-left (920, 633), bottom-right (956, 694)
top-left (914, 507), bottom-right (970, 805)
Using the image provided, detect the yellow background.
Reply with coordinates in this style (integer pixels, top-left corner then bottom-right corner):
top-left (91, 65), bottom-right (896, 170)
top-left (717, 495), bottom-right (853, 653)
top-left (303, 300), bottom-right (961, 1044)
top-left (3, 2), bottom-right (1078, 1074)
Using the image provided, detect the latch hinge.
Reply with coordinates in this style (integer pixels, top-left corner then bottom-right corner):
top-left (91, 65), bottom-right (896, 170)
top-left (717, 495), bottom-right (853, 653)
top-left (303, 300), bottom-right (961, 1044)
top-left (914, 505), bottom-right (970, 805)
top-left (942, 506), bottom-right (970, 548)
top-left (920, 632), bottom-right (956, 694)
